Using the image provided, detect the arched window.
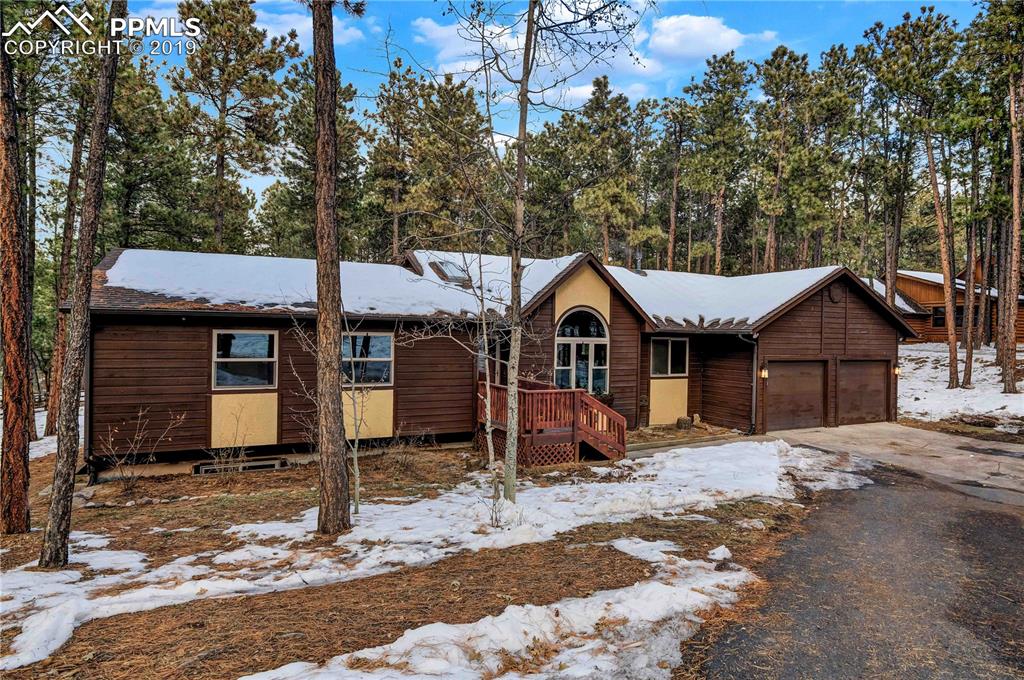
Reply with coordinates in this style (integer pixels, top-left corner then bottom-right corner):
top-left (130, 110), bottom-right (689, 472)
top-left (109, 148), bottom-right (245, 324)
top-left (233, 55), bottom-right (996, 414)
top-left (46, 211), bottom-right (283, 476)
top-left (554, 309), bottom-right (609, 394)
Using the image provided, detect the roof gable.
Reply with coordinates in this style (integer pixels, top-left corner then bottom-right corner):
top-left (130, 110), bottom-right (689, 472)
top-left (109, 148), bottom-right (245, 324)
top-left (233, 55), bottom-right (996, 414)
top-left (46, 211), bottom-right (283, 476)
top-left (756, 268), bottom-right (917, 337)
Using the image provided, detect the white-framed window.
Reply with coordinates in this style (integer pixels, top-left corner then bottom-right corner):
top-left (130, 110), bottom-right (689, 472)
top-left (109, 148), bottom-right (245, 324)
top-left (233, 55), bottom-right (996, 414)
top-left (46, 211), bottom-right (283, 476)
top-left (212, 330), bottom-right (278, 390)
top-left (554, 308), bottom-right (609, 395)
top-left (344, 332), bottom-right (394, 386)
top-left (651, 337), bottom-right (688, 377)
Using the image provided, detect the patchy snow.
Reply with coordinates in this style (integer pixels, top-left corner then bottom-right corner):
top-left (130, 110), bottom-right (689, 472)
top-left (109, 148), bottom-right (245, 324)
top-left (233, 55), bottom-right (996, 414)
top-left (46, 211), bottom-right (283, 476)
top-left (242, 537), bottom-right (752, 680)
top-left (899, 343), bottom-right (1024, 424)
top-left (707, 545), bottom-right (732, 561)
top-left (0, 408), bottom-right (83, 460)
top-left (0, 440), bottom-right (868, 671)
top-left (608, 265), bottom-right (842, 329)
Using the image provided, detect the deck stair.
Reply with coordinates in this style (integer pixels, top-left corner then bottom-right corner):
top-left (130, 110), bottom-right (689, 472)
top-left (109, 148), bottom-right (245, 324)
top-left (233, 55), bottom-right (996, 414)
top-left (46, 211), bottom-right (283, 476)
top-left (476, 379), bottom-right (626, 467)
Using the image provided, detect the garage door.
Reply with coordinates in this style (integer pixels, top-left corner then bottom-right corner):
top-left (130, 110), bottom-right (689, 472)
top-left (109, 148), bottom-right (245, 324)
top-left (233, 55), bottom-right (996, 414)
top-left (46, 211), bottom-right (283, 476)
top-left (838, 360), bottom-right (889, 425)
top-left (765, 361), bottom-right (825, 431)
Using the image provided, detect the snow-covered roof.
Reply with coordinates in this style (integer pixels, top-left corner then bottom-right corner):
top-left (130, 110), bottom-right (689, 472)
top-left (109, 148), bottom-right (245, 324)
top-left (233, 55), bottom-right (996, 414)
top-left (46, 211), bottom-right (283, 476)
top-left (860, 277), bottom-right (927, 315)
top-left (95, 249), bottom-right (491, 318)
top-left (897, 269), bottom-right (1012, 299)
top-left (410, 250), bottom-right (584, 311)
top-left (607, 265), bottom-right (844, 331)
top-left (92, 248), bottom-right (911, 333)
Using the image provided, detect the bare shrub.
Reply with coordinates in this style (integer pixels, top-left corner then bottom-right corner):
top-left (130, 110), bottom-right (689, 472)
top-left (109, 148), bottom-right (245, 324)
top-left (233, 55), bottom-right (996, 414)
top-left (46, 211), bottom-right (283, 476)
top-left (98, 408), bottom-right (186, 494)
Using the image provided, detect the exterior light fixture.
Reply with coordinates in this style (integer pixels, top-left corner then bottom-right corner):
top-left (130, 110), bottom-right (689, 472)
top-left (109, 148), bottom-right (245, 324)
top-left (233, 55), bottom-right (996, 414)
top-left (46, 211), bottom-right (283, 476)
top-left (759, 367), bottom-right (769, 379)
top-left (893, 366), bottom-right (901, 376)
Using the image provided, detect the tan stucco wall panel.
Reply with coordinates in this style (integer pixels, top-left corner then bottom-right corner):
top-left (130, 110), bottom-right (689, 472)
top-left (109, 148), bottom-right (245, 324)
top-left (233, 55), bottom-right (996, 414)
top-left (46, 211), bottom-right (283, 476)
top-left (649, 378), bottom-right (688, 425)
top-left (554, 265), bottom-right (611, 322)
top-left (343, 389), bottom-right (394, 439)
top-left (211, 392), bottom-right (279, 448)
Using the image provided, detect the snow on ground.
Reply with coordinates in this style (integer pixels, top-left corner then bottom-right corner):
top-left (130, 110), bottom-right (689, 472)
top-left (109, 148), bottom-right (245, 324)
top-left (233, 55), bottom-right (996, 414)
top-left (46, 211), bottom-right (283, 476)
top-left (242, 538), bottom-right (753, 680)
top-left (0, 440), bottom-right (870, 672)
top-left (0, 408), bottom-right (84, 460)
top-left (899, 343), bottom-right (1024, 425)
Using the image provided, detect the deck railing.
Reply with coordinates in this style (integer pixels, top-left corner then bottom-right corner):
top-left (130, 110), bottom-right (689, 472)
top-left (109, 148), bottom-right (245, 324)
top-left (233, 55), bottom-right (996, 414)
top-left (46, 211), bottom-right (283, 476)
top-left (476, 380), bottom-right (626, 463)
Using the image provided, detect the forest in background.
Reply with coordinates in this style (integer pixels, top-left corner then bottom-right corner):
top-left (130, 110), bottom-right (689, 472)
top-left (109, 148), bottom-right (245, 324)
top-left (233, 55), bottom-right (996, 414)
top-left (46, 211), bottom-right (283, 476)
top-left (1, 0), bottom-right (1021, 555)
top-left (3, 0), bottom-right (1023, 419)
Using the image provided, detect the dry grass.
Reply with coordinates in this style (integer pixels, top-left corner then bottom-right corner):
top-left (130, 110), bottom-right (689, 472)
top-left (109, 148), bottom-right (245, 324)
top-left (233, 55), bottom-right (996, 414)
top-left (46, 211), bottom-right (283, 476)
top-left (0, 445), bottom-right (475, 572)
top-left (626, 423), bottom-right (734, 446)
top-left (6, 495), bottom-right (808, 680)
top-left (899, 417), bottom-right (1024, 445)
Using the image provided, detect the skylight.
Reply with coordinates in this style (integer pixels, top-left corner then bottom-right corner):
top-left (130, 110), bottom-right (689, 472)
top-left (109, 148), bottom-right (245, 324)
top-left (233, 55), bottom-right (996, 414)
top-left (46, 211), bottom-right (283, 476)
top-left (436, 260), bottom-right (472, 285)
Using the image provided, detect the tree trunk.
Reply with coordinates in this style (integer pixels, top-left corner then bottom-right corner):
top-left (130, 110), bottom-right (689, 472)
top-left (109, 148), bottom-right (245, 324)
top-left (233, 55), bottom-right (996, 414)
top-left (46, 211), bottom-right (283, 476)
top-left (923, 131), bottom-right (959, 389)
top-left (601, 219), bottom-right (610, 265)
top-left (23, 108), bottom-right (38, 442)
top-left (961, 136), bottom-right (980, 388)
top-left (38, 0), bottom-right (127, 566)
top-left (312, 0), bottom-right (351, 534)
top-left (503, 0), bottom-right (538, 503)
top-left (713, 185), bottom-right (725, 275)
top-left (686, 203), bottom-right (692, 272)
top-left (213, 147), bottom-right (225, 247)
top-left (391, 183), bottom-right (400, 262)
top-left (978, 215), bottom-right (993, 347)
top-left (1005, 76), bottom-right (1022, 393)
top-left (0, 19), bottom-right (31, 535)
top-left (667, 141), bottom-right (679, 271)
top-left (45, 100), bottom-right (88, 436)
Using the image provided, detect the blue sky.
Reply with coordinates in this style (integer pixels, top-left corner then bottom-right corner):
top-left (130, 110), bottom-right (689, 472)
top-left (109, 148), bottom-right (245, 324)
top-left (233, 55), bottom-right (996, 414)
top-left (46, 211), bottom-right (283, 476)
top-left (129, 0), bottom-right (983, 202)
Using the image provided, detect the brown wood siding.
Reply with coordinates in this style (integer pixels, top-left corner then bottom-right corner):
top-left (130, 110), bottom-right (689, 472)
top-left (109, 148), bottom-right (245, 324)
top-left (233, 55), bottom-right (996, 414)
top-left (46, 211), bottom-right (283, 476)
top-left (278, 320), bottom-right (478, 441)
top-left (90, 321), bottom-right (212, 456)
top-left (699, 336), bottom-right (754, 431)
top-left (394, 332), bottom-right (477, 436)
top-left (756, 278), bottom-right (899, 432)
top-left (520, 297), bottom-right (555, 383)
top-left (608, 292), bottom-right (641, 428)
top-left (278, 323), bottom-right (316, 445)
top-left (895, 274), bottom-right (1008, 344)
top-left (89, 316), bottom-right (479, 459)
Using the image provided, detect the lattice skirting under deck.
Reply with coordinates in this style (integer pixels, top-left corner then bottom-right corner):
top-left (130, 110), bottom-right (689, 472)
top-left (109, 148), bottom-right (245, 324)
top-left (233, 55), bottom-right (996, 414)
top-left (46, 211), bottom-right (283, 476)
top-left (475, 430), bottom-right (576, 468)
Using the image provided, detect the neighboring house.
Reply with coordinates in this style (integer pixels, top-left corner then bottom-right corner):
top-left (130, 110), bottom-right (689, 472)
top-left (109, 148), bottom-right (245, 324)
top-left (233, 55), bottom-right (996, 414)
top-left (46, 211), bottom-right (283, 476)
top-left (870, 269), bottom-right (1024, 344)
top-left (78, 248), bottom-right (914, 471)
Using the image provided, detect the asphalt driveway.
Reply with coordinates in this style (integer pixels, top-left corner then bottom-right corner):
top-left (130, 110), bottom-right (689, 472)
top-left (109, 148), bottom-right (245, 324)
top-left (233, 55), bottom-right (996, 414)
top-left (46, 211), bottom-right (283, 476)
top-left (692, 466), bottom-right (1024, 679)
top-left (773, 422), bottom-right (1024, 506)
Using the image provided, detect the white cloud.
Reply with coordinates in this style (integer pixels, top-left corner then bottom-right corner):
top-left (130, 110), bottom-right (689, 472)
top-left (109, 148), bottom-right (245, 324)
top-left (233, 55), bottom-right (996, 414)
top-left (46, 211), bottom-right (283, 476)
top-left (256, 9), bottom-right (363, 52)
top-left (647, 15), bottom-right (776, 60)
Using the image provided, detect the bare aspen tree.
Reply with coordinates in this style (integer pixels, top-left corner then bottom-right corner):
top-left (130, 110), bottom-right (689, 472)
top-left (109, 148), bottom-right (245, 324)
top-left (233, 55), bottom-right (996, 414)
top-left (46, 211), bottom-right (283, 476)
top-left (40, 0), bottom-right (128, 567)
top-left (445, 0), bottom-right (645, 501)
top-left (45, 96), bottom-right (89, 437)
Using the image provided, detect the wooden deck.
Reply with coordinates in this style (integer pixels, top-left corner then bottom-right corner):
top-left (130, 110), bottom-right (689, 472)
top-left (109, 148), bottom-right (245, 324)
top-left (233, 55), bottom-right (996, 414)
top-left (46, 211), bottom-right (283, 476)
top-left (476, 379), bottom-right (626, 467)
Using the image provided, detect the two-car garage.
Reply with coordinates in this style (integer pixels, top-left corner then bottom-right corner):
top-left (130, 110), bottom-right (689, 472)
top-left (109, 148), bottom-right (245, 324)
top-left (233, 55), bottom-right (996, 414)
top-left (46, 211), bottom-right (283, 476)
top-left (753, 276), bottom-right (908, 433)
top-left (763, 359), bottom-right (891, 431)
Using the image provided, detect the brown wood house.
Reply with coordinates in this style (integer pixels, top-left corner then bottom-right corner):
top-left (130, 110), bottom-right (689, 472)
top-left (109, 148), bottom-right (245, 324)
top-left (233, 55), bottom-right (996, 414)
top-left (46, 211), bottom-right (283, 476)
top-left (78, 248), bottom-right (915, 472)
top-left (870, 268), bottom-right (1024, 344)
